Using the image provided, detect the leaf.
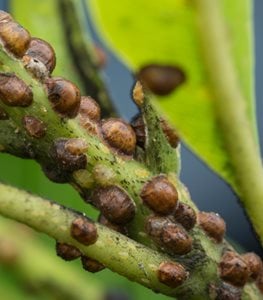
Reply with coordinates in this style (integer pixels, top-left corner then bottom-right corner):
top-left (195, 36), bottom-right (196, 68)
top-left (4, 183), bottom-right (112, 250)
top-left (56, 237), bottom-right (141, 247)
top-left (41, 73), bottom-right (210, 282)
top-left (88, 0), bottom-right (255, 191)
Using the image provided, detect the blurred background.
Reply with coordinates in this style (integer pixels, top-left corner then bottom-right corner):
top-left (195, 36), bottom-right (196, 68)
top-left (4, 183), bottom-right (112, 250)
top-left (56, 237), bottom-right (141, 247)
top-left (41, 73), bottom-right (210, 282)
top-left (0, 0), bottom-right (262, 299)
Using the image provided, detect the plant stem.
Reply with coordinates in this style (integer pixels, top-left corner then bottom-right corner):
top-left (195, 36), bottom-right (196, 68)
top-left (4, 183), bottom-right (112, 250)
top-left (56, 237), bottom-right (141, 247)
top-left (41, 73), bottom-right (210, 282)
top-left (0, 182), bottom-right (261, 299)
top-left (58, 0), bottom-right (117, 117)
top-left (195, 0), bottom-right (263, 245)
top-left (0, 218), bottom-right (102, 300)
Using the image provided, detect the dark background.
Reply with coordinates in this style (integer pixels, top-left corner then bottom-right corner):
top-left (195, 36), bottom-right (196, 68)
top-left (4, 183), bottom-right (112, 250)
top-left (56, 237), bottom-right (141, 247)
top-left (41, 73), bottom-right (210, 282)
top-left (0, 0), bottom-right (262, 256)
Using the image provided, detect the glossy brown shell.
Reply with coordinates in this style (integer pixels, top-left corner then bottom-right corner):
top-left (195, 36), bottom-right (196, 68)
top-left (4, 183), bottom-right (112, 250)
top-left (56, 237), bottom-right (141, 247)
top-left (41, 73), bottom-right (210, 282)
top-left (0, 20), bottom-right (30, 57)
top-left (137, 64), bottom-right (186, 96)
top-left (71, 217), bottom-right (98, 246)
top-left (0, 73), bottom-right (33, 107)
top-left (141, 175), bottom-right (178, 215)
top-left (45, 77), bottom-right (81, 118)
top-left (157, 261), bottom-right (188, 288)
top-left (219, 251), bottom-right (249, 287)
top-left (92, 186), bottom-right (135, 225)
top-left (101, 118), bottom-right (136, 155)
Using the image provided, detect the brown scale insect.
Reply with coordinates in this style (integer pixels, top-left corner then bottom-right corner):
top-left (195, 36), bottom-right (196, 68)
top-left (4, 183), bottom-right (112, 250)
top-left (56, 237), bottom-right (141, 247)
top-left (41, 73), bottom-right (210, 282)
top-left (101, 118), bottom-right (136, 155)
top-left (161, 222), bottom-right (192, 255)
top-left (71, 217), bottom-right (98, 246)
top-left (56, 242), bottom-right (81, 261)
top-left (140, 175), bottom-right (178, 215)
top-left (98, 214), bottom-right (128, 235)
top-left (242, 252), bottom-right (262, 280)
top-left (22, 116), bottom-right (47, 139)
top-left (160, 118), bottom-right (180, 148)
top-left (0, 73), bottom-right (33, 107)
top-left (219, 251), bottom-right (249, 287)
top-left (45, 77), bottom-right (81, 118)
top-left (25, 37), bottom-right (56, 73)
top-left (131, 114), bottom-right (179, 149)
top-left (130, 115), bottom-right (146, 148)
top-left (0, 16), bottom-right (30, 57)
top-left (0, 10), bottom-right (13, 23)
top-left (157, 261), bottom-right (188, 288)
top-left (137, 64), bottom-right (186, 96)
top-left (79, 96), bottom-right (101, 122)
top-left (198, 211), bottom-right (226, 243)
top-left (50, 138), bottom-right (87, 173)
top-left (146, 216), bottom-right (192, 255)
top-left (0, 107), bottom-right (8, 120)
top-left (78, 96), bottom-right (101, 135)
top-left (173, 202), bottom-right (197, 231)
top-left (92, 186), bottom-right (135, 225)
top-left (212, 282), bottom-right (242, 300)
top-left (41, 164), bottom-right (69, 183)
top-left (81, 256), bottom-right (105, 273)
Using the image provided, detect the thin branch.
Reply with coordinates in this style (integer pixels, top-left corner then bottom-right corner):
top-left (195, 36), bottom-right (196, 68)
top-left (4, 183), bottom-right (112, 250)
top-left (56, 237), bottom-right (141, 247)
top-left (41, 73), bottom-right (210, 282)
top-left (0, 183), bottom-right (261, 299)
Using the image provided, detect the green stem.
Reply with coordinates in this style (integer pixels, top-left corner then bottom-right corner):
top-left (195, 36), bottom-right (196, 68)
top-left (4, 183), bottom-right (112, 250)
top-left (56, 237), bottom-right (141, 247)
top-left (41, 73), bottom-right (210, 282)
top-left (195, 0), bottom-right (263, 245)
top-left (58, 0), bottom-right (117, 117)
top-left (0, 183), bottom-right (262, 299)
top-left (0, 218), bottom-right (102, 300)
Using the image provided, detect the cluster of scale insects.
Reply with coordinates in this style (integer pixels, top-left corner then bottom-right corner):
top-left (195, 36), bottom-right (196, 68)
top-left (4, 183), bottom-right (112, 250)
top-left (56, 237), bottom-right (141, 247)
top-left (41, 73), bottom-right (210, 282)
top-left (0, 10), bottom-right (263, 299)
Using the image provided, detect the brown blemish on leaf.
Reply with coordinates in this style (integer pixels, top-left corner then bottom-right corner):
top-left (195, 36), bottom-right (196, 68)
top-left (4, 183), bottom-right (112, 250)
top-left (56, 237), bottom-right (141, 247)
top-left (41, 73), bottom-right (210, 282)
top-left (71, 217), bottom-right (98, 246)
top-left (22, 115), bottom-right (47, 138)
top-left (157, 261), bottom-right (188, 288)
top-left (219, 251), bottom-right (249, 287)
top-left (92, 186), bottom-right (135, 225)
top-left (141, 175), bottom-right (178, 215)
top-left (198, 211), bottom-right (226, 243)
top-left (81, 255), bottom-right (105, 273)
top-left (101, 118), bottom-right (136, 155)
top-left (0, 73), bottom-right (33, 107)
top-left (56, 242), bottom-right (81, 261)
top-left (137, 64), bottom-right (186, 96)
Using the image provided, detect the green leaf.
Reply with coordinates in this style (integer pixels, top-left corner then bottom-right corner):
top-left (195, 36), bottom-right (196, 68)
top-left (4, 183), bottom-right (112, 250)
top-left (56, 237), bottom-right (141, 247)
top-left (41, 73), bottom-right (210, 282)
top-left (88, 0), bottom-right (255, 191)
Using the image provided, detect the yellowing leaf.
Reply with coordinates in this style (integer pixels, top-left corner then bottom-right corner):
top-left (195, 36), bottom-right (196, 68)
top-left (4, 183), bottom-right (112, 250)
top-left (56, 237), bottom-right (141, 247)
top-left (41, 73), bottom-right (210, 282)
top-left (89, 0), bottom-right (255, 191)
